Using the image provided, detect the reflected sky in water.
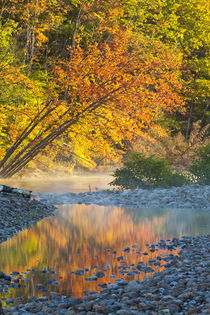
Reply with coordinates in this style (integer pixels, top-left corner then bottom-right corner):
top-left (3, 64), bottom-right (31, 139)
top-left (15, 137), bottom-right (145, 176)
top-left (0, 204), bottom-right (209, 304)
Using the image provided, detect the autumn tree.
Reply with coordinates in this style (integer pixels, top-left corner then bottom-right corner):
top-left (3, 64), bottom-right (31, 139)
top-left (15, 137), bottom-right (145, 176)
top-left (121, 0), bottom-right (210, 135)
top-left (0, 0), bottom-right (77, 168)
top-left (0, 24), bottom-right (185, 177)
top-left (0, 19), bottom-right (42, 160)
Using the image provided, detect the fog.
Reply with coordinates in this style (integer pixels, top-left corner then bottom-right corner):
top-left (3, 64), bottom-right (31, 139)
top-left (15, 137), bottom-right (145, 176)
top-left (0, 172), bottom-right (113, 194)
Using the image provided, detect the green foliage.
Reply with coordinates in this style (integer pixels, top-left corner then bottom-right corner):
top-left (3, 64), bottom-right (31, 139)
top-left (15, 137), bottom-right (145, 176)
top-left (0, 20), bottom-right (17, 55)
top-left (110, 152), bottom-right (189, 189)
top-left (122, 0), bottom-right (210, 126)
top-left (188, 144), bottom-right (210, 184)
top-left (158, 172), bottom-right (190, 188)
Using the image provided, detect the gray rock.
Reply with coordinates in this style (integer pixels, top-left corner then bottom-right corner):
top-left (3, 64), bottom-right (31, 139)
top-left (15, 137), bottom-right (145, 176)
top-left (85, 276), bottom-right (98, 281)
top-left (124, 280), bottom-right (141, 292)
top-left (37, 296), bottom-right (48, 302)
top-left (74, 270), bottom-right (85, 276)
top-left (96, 271), bottom-right (105, 278)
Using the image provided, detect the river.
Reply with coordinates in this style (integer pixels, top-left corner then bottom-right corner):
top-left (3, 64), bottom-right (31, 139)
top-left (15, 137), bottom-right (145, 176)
top-left (0, 174), bottom-right (209, 305)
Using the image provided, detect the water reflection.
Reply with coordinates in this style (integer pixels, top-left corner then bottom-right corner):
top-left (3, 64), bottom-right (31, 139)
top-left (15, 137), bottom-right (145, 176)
top-left (0, 205), bottom-right (209, 303)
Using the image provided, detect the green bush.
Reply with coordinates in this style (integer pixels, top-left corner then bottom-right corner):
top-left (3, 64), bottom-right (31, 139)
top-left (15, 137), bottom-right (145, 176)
top-left (158, 172), bottom-right (190, 188)
top-left (110, 152), bottom-right (189, 189)
top-left (188, 144), bottom-right (210, 185)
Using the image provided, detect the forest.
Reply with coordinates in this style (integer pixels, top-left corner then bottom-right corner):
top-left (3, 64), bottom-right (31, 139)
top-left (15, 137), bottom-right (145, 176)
top-left (0, 0), bottom-right (209, 177)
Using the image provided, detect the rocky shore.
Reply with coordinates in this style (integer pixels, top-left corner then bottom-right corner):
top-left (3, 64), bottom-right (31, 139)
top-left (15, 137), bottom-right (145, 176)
top-left (0, 188), bottom-right (56, 244)
top-left (1, 235), bottom-right (209, 314)
top-left (0, 184), bottom-right (209, 314)
top-left (39, 184), bottom-right (210, 210)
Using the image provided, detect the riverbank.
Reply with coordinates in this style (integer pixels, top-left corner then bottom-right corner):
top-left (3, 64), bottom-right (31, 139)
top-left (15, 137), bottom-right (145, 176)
top-left (0, 190), bottom-right (56, 244)
top-left (0, 184), bottom-right (209, 244)
top-left (1, 235), bottom-right (209, 314)
top-left (39, 184), bottom-right (210, 210)
top-left (0, 184), bottom-right (209, 314)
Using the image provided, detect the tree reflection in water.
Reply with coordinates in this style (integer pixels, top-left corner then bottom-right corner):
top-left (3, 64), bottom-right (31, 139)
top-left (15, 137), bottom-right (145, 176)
top-left (0, 204), bottom-right (209, 302)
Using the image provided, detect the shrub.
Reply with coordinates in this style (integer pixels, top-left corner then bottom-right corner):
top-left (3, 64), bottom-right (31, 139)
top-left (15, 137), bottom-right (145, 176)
top-left (110, 152), bottom-right (189, 189)
top-left (188, 144), bottom-right (210, 184)
top-left (158, 172), bottom-right (190, 188)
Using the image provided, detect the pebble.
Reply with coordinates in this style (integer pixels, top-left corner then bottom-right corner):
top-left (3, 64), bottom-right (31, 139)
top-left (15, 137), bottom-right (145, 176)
top-left (85, 276), bottom-right (98, 281)
top-left (2, 235), bottom-right (209, 314)
top-left (96, 271), bottom-right (106, 278)
top-left (38, 184), bottom-right (210, 210)
top-left (0, 191), bottom-right (56, 243)
top-left (0, 185), bottom-right (210, 314)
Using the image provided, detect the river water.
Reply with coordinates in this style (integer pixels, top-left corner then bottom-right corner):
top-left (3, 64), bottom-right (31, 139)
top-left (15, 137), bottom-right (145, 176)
top-left (0, 175), bottom-right (209, 305)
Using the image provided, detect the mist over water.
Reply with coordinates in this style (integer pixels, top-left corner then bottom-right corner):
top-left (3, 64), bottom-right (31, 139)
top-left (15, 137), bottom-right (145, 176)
top-left (0, 172), bottom-right (113, 193)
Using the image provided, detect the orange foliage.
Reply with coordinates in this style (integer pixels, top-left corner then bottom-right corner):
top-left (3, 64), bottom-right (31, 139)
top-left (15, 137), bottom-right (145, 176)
top-left (0, 0), bottom-right (186, 175)
top-left (0, 205), bottom-right (180, 298)
top-left (49, 27), bottom-right (185, 162)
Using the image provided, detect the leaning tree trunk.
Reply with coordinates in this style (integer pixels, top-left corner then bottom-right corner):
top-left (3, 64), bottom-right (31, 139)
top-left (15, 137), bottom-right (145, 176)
top-left (0, 84), bottom-right (124, 178)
